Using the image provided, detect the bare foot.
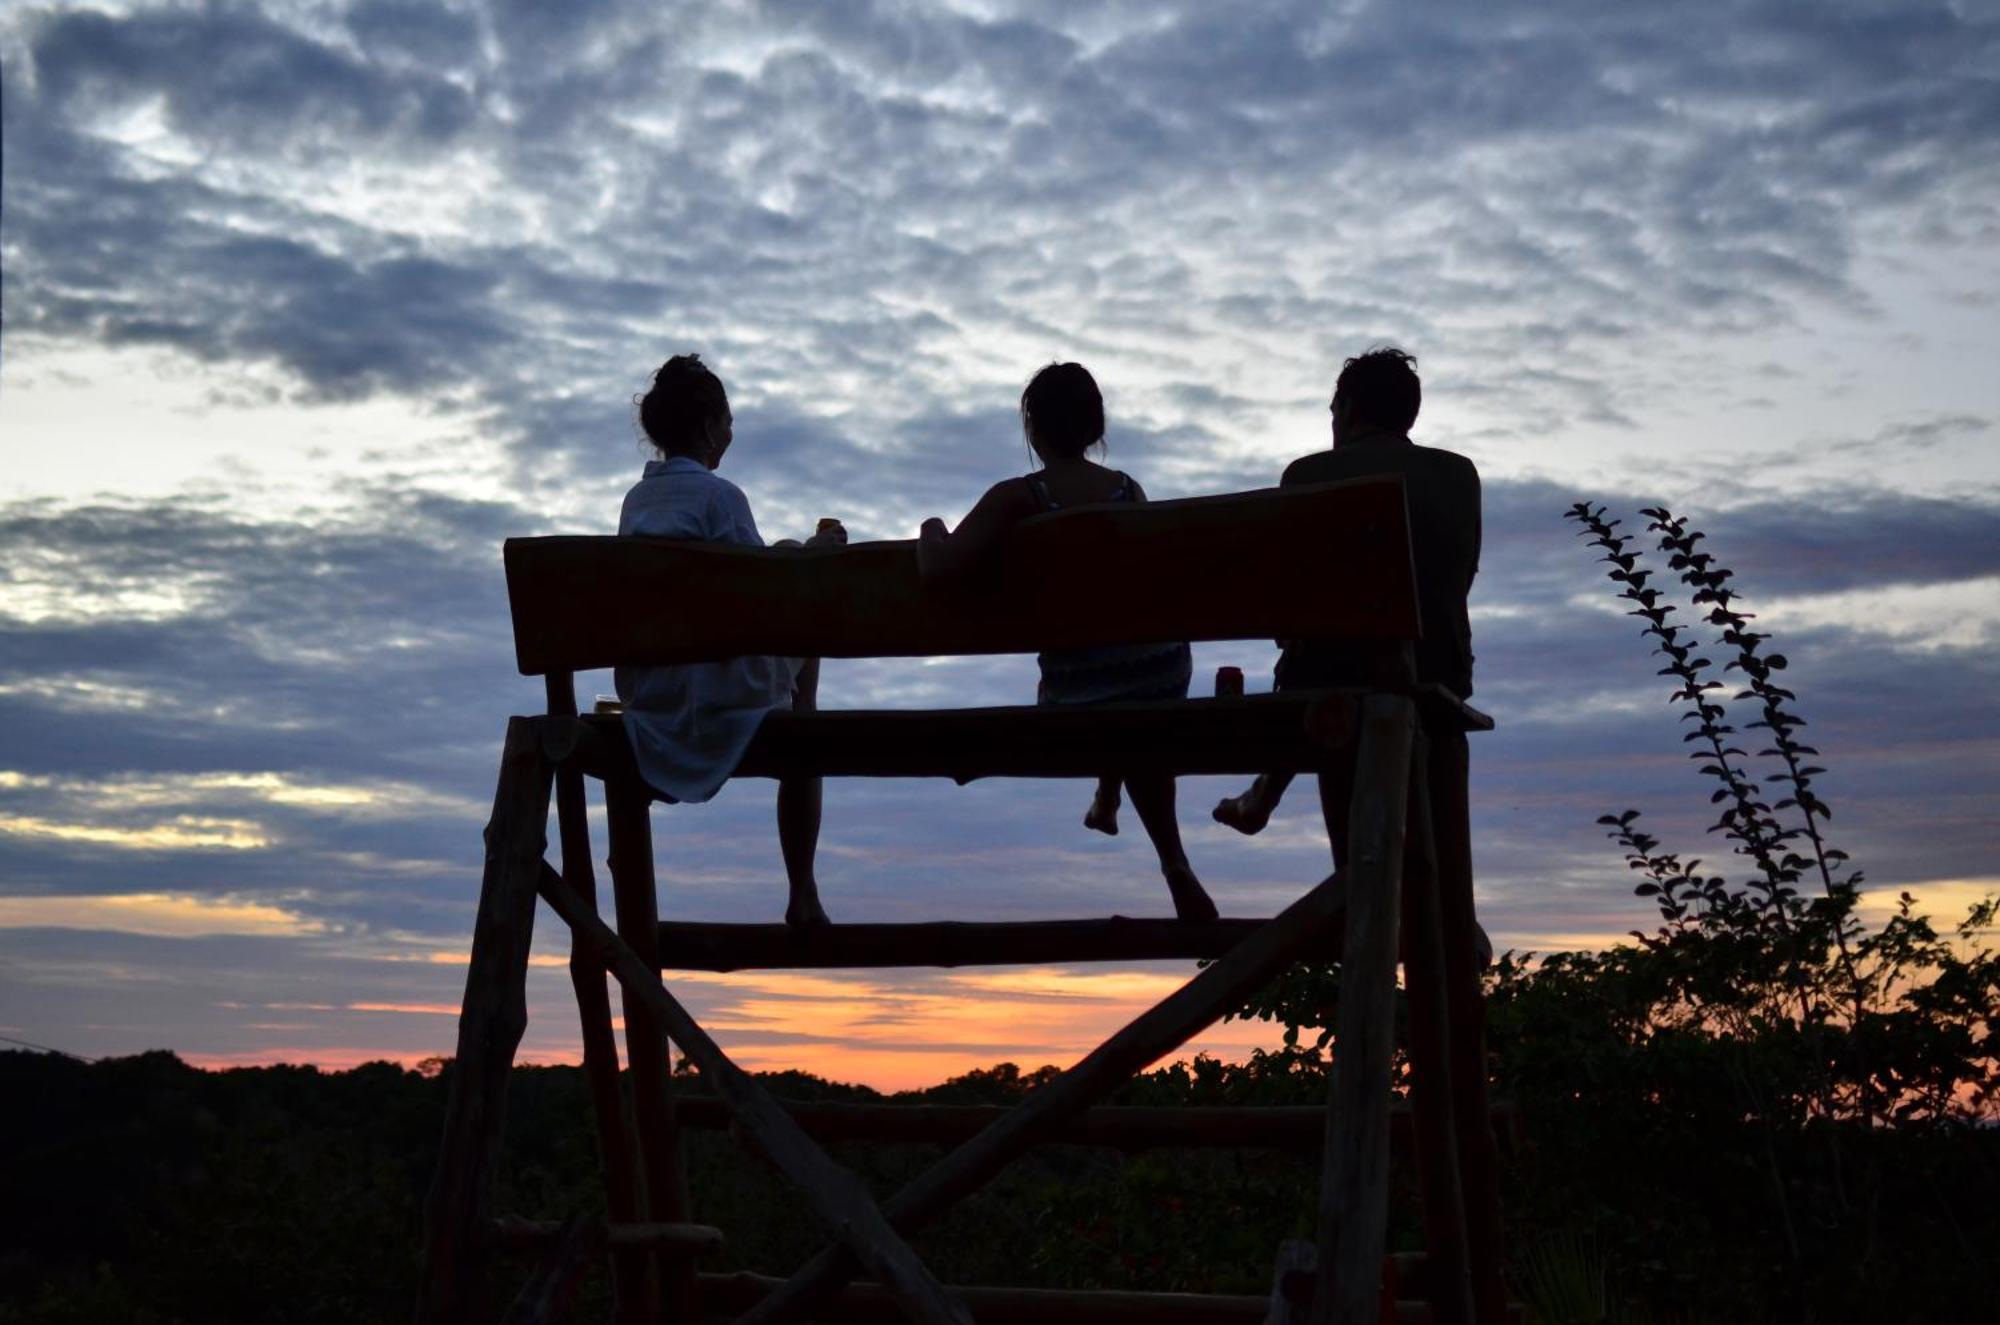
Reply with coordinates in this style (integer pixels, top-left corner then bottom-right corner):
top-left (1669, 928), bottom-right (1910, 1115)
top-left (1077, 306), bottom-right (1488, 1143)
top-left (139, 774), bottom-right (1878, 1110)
top-left (785, 894), bottom-right (831, 928)
top-left (1164, 863), bottom-right (1218, 924)
top-left (1211, 789), bottom-right (1273, 836)
top-left (1083, 788), bottom-right (1120, 836)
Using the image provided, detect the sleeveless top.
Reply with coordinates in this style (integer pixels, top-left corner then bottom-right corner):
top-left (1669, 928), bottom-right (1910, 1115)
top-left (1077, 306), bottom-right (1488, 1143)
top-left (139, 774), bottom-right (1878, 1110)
top-left (1027, 471), bottom-right (1194, 706)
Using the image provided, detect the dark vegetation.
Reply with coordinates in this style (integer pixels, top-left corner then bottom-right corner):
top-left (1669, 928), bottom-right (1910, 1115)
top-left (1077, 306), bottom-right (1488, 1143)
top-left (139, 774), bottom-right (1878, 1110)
top-left (4, 505), bottom-right (1994, 1324)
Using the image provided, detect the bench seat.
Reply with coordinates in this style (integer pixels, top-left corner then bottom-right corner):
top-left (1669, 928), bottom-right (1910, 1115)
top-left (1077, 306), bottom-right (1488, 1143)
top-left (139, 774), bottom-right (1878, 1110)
top-left (565, 687), bottom-right (1488, 787)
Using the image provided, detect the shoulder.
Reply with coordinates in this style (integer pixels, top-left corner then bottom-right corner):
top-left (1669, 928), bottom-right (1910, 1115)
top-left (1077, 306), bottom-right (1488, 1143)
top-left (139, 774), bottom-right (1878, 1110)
top-left (1411, 442), bottom-right (1481, 489)
top-left (1281, 452), bottom-right (1335, 487)
top-left (982, 475), bottom-right (1042, 518)
top-left (706, 470), bottom-right (754, 508)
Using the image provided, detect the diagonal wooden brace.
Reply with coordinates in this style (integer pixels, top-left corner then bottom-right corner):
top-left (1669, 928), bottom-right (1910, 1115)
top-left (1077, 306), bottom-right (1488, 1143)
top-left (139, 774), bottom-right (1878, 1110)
top-left (534, 863), bottom-right (974, 1325)
top-left (733, 865), bottom-right (1355, 1325)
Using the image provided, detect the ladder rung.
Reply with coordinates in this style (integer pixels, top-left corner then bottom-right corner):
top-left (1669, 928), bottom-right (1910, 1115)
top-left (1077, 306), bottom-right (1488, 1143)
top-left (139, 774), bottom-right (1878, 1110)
top-left (485, 1215), bottom-right (724, 1253)
top-left (656, 916), bottom-right (1334, 971)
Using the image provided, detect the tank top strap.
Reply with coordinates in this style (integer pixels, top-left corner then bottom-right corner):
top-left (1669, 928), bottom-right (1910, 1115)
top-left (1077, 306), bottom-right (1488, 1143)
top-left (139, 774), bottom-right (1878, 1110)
top-left (1023, 473), bottom-right (1058, 511)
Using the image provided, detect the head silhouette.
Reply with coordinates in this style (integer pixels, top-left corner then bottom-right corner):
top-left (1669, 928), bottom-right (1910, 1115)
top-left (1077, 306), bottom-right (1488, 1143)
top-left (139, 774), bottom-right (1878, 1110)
top-left (1020, 362), bottom-right (1105, 462)
top-left (639, 354), bottom-right (732, 467)
top-left (1332, 346), bottom-right (1420, 442)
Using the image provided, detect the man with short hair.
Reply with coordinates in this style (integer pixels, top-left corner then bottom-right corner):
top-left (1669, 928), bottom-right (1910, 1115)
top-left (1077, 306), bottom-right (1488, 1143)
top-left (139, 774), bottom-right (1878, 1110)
top-left (1213, 347), bottom-right (1481, 877)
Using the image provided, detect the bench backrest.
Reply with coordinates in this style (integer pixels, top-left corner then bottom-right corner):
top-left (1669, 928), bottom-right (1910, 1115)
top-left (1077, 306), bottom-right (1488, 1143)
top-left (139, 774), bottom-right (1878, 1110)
top-left (504, 475), bottom-right (1418, 676)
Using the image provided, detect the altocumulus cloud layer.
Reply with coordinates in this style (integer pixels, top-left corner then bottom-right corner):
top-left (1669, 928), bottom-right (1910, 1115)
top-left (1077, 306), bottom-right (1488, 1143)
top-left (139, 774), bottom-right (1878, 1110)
top-left (1, 0), bottom-right (1997, 1085)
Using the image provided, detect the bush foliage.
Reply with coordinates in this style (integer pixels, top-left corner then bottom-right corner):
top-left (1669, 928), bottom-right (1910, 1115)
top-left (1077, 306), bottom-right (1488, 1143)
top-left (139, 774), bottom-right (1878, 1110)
top-left (1231, 503), bottom-right (1998, 1321)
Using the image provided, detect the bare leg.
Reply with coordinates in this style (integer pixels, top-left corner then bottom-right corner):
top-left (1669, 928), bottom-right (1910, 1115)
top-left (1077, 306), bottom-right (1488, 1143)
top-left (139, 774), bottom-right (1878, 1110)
top-left (778, 658), bottom-right (829, 927)
top-left (1125, 773), bottom-right (1218, 922)
top-left (1212, 770), bottom-right (1296, 836)
top-left (1083, 776), bottom-right (1121, 836)
top-left (1315, 761), bottom-right (1356, 868)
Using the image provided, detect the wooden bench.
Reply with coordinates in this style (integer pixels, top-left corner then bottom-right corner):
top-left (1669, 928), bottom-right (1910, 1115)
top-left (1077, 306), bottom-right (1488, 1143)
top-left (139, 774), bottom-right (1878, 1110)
top-left (418, 474), bottom-right (1505, 1325)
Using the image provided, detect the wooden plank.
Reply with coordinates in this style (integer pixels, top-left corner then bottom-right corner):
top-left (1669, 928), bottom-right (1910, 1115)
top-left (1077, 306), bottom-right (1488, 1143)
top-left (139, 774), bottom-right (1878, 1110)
top-left (488, 1216), bottom-right (725, 1254)
top-left (535, 864), bottom-right (974, 1325)
top-left (704, 1271), bottom-right (1273, 1324)
top-left (701, 1264), bottom-right (1438, 1325)
top-left (505, 476), bottom-right (1418, 674)
top-left (1313, 695), bottom-right (1416, 1325)
top-left (569, 694), bottom-right (1366, 786)
top-left (733, 870), bottom-right (1353, 1325)
top-left (655, 916), bottom-right (1334, 972)
top-left (416, 718), bottom-right (553, 1325)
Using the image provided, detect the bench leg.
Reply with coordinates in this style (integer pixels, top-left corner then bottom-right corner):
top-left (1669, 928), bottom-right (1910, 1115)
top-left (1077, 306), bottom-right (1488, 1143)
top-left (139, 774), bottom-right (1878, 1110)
top-left (417, 718), bottom-right (554, 1324)
top-left (555, 761), bottom-right (656, 1325)
top-left (1430, 729), bottom-right (1509, 1324)
top-left (1401, 734), bottom-right (1476, 1325)
top-left (1312, 694), bottom-right (1415, 1325)
top-left (605, 775), bottom-right (700, 1322)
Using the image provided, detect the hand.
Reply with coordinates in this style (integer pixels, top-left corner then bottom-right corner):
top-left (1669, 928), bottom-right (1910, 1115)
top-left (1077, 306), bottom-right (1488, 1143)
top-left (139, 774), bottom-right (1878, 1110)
top-left (805, 518), bottom-right (847, 548)
top-left (916, 517), bottom-right (949, 580)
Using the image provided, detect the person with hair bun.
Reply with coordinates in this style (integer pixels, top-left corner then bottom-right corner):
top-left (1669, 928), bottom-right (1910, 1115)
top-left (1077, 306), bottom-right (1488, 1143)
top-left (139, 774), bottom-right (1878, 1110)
top-left (616, 354), bottom-right (847, 926)
top-left (917, 362), bottom-right (1216, 923)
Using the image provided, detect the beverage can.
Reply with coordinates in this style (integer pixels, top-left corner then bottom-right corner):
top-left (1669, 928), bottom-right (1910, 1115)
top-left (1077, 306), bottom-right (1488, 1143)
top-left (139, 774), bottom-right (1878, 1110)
top-left (1215, 665), bottom-right (1244, 698)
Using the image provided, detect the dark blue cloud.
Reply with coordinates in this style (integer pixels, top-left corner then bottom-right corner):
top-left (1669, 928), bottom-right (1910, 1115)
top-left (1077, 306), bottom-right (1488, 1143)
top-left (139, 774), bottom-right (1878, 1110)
top-left (31, 3), bottom-right (479, 151)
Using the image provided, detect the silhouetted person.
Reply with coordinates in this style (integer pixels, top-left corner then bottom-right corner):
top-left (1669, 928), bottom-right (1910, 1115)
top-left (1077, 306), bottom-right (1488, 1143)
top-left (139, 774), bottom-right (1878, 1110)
top-left (615, 354), bottom-right (847, 926)
top-left (917, 362), bottom-right (1218, 922)
top-left (1214, 350), bottom-right (1482, 942)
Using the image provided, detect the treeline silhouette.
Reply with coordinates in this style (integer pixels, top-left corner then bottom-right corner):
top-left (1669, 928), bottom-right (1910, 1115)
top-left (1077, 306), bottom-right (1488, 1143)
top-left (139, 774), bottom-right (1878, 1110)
top-left (4, 1029), bottom-right (1994, 1324)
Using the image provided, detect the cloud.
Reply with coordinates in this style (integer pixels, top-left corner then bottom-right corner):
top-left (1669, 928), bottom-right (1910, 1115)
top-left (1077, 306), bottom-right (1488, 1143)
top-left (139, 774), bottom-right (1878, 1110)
top-left (2, 0), bottom-right (1997, 1082)
top-left (0, 892), bottom-right (325, 937)
top-left (8, 0), bottom-right (1998, 479)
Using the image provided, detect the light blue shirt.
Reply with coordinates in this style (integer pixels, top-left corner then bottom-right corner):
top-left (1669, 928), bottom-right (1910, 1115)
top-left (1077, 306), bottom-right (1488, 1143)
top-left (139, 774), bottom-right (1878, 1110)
top-left (614, 456), bottom-right (799, 803)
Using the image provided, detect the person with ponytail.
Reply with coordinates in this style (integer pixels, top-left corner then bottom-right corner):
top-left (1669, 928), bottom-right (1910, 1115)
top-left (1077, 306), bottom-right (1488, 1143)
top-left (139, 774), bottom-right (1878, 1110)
top-left (616, 354), bottom-right (845, 926)
top-left (916, 362), bottom-right (1217, 923)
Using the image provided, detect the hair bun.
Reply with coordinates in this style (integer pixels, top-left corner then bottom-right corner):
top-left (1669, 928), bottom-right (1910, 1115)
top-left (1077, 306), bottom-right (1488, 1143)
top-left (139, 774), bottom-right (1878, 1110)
top-left (656, 353), bottom-right (703, 385)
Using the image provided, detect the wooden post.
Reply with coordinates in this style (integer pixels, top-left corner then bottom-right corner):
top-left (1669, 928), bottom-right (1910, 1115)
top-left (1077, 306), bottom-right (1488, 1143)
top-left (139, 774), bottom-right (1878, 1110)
top-left (732, 868), bottom-right (1353, 1325)
top-left (416, 717), bottom-right (553, 1325)
top-left (545, 673), bottom-right (655, 1324)
top-left (536, 865), bottom-right (976, 1325)
top-left (1398, 736), bottom-right (1474, 1325)
top-left (557, 763), bottom-right (654, 1323)
top-left (1312, 694), bottom-right (1415, 1325)
top-left (603, 773), bottom-right (700, 1322)
top-left (1428, 728), bottom-right (1508, 1325)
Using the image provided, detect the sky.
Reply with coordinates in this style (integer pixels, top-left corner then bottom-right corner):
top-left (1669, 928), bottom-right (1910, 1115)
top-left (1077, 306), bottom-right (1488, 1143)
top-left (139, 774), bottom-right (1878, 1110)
top-left (2, 0), bottom-right (1997, 1091)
